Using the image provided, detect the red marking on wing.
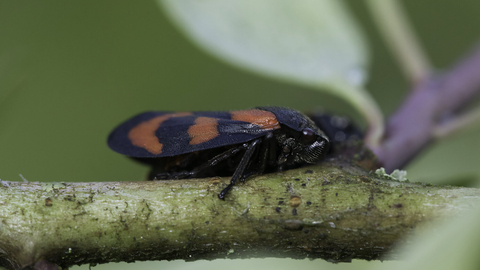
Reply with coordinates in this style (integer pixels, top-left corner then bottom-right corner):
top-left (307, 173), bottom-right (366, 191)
top-left (230, 109), bottom-right (280, 130)
top-left (128, 112), bottom-right (192, 154)
top-left (188, 117), bottom-right (219, 145)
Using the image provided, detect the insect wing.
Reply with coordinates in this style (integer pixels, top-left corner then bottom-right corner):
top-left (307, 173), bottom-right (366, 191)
top-left (108, 111), bottom-right (272, 158)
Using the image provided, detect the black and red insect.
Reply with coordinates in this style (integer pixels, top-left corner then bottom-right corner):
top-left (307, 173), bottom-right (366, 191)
top-left (108, 106), bottom-right (330, 199)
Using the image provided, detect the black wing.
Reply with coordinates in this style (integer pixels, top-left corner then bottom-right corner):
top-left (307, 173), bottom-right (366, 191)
top-left (107, 111), bottom-right (276, 158)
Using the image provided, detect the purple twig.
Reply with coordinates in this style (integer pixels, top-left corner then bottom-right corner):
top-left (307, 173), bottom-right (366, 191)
top-left (372, 42), bottom-right (480, 172)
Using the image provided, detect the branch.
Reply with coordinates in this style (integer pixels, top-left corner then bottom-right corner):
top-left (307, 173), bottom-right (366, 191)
top-left (372, 42), bottom-right (480, 171)
top-left (1, 147), bottom-right (479, 269)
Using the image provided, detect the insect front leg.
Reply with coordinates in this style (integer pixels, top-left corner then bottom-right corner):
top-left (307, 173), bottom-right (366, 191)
top-left (218, 138), bottom-right (262, 200)
top-left (239, 132), bottom-right (275, 183)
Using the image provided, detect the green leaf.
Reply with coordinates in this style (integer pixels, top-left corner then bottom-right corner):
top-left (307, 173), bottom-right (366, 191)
top-left (159, 0), bottom-right (384, 144)
top-left (382, 203), bottom-right (480, 270)
top-left (160, 0), bottom-right (369, 87)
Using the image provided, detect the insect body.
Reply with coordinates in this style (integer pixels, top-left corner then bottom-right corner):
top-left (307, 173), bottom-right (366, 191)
top-left (108, 106), bottom-right (329, 199)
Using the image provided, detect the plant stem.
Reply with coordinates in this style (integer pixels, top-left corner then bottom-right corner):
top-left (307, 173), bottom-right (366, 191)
top-left (0, 156), bottom-right (478, 269)
top-left (433, 106), bottom-right (480, 138)
top-left (373, 42), bottom-right (480, 171)
top-left (366, 0), bottom-right (432, 84)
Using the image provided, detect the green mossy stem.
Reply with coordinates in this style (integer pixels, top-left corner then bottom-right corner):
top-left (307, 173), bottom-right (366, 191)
top-left (0, 158), bottom-right (479, 269)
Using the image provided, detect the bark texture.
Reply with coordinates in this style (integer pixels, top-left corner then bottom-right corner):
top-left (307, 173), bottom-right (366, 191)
top-left (0, 148), bottom-right (478, 269)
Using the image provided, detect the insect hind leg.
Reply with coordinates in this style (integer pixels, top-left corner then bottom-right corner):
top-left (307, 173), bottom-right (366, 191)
top-left (153, 145), bottom-right (245, 180)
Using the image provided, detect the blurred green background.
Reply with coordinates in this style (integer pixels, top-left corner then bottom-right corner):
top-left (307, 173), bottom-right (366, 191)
top-left (1, 1), bottom-right (480, 269)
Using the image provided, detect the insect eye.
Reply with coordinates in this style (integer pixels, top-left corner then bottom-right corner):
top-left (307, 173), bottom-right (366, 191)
top-left (301, 128), bottom-right (316, 144)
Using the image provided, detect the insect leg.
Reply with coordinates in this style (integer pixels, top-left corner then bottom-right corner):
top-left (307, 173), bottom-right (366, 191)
top-left (240, 132), bottom-right (274, 183)
top-left (154, 146), bottom-right (245, 179)
top-left (188, 146), bottom-right (245, 175)
top-left (218, 138), bottom-right (262, 200)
